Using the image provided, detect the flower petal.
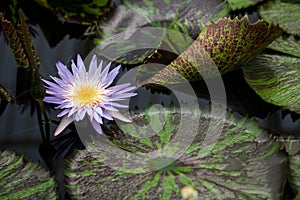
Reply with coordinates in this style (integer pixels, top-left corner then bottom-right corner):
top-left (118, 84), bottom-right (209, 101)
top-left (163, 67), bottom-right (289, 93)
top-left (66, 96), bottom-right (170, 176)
top-left (77, 54), bottom-right (86, 80)
top-left (93, 112), bottom-right (103, 124)
top-left (71, 60), bottom-right (79, 76)
top-left (102, 65), bottom-right (121, 88)
top-left (90, 119), bottom-right (103, 134)
top-left (107, 110), bottom-right (132, 122)
top-left (42, 79), bottom-right (63, 92)
top-left (57, 109), bottom-right (71, 118)
top-left (44, 96), bottom-right (64, 104)
top-left (111, 92), bottom-right (137, 100)
top-left (109, 102), bottom-right (129, 108)
top-left (100, 62), bottom-right (111, 82)
top-left (101, 109), bottom-right (114, 120)
top-left (88, 55), bottom-right (97, 79)
top-left (54, 115), bottom-right (74, 136)
top-left (94, 60), bottom-right (103, 79)
top-left (102, 104), bottom-right (119, 111)
top-left (109, 83), bottom-right (131, 93)
top-left (56, 61), bottom-right (74, 83)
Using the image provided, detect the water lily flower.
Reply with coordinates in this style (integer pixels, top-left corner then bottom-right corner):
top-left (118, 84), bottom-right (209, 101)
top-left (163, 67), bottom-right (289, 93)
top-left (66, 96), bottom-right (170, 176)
top-left (43, 54), bottom-right (137, 136)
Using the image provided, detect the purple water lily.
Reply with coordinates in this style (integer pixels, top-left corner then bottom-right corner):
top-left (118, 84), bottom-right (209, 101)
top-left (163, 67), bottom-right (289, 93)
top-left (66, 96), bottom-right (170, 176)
top-left (43, 54), bottom-right (137, 136)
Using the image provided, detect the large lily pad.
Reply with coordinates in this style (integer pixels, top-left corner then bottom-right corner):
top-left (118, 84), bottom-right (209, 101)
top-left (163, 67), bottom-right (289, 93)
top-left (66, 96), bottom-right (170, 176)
top-left (142, 16), bottom-right (282, 85)
top-left (242, 53), bottom-right (300, 114)
top-left (32, 0), bottom-right (114, 25)
top-left (259, 1), bottom-right (300, 36)
top-left (226, 0), bottom-right (264, 11)
top-left (100, 0), bottom-right (227, 38)
top-left (289, 153), bottom-right (300, 196)
top-left (65, 105), bottom-right (287, 199)
top-left (94, 0), bottom-right (227, 65)
top-left (267, 35), bottom-right (300, 58)
top-left (0, 149), bottom-right (57, 199)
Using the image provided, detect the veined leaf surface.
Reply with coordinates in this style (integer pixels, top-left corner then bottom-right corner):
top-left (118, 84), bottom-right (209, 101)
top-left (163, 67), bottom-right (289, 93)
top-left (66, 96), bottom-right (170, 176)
top-left (0, 149), bottom-right (57, 199)
top-left (65, 106), bottom-right (287, 199)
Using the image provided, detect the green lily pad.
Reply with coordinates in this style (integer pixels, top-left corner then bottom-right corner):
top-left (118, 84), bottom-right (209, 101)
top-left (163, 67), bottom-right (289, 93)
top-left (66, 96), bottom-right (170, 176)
top-left (259, 1), bottom-right (300, 36)
top-left (289, 153), bottom-right (300, 196)
top-left (0, 149), bottom-right (57, 199)
top-left (65, 106), bottom-right (287, 199)
top-left (33, 0), bottom-right (114, 25)
top-left (242, 53), bottom-right (300, 114)
top-left (95, 0), bottom-right (227, 65)
top-left (226, 0), bottom-right (264, 11)
top-left (268, 35), bottom-right (300, 58)
top-left (142, 16), bottom-right (282, 85)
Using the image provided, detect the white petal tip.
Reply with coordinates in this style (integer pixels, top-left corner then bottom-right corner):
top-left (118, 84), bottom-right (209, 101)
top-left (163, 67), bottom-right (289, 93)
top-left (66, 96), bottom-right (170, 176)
top-left (54, 130), bottom-right (61, 137)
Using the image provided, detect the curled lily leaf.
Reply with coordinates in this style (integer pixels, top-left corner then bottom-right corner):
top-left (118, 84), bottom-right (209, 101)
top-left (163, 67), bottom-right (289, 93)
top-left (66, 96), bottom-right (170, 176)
top-left (242, 53), bottom-right (300, 114)
top-left (0, 10), bottom-right (45, 102)
top-left (0, 85), bottom-right (13, 116)
top-left (0, 85), bottom-right (13, 102)
top-left (259, 1), bottom-right (300, 36)
top-left (0, 149), bottom-right (57, 199)
top-left (96, 0), bottom-right (227, 65)
top-left (65, 105), bottom-right (287, 199)
top-left (0, 12), bottom-right (30, 69)
top-left (142, 16), bottom-right (282, 85)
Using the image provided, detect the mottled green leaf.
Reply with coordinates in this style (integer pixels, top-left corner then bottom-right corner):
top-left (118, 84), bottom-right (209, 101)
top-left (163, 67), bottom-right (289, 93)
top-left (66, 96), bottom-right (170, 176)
top-left (226, 0), bottom-right (264, 11)
top-left (268, 35), bottom-right (300, 58)
top-left (242, 53), bottom-right (300, 114)
top-left (121, 0), bottom-right (226, 29)
top-left (65, 106), bottom-right (287, 199)
top-left (33, 0), bottom-right (114, 25)
top-left (0, 149), bottom-right (57, 199)
top-left (143, 16), bottom-right (282, 85)
top-left (259, 1), bottom-right (300, 36)
top-left (289, 153), bottom-right (300, 196)
top-left (96, 0), bottom-right (227, 65)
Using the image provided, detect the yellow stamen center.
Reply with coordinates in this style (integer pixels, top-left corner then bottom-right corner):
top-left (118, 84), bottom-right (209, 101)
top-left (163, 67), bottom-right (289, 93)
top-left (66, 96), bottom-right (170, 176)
top-left (73, 85), bottom-right (103, 107)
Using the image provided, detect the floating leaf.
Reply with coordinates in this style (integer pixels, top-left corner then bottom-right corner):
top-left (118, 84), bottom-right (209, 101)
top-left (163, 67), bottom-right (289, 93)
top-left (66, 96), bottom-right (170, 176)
top-left (33, 0), bottom-right (114, 25)
top-left (289, 153), bottom-right (300, 196)
top-left (259, 1), bottom-right (300, 36)
top-left (242, 53), bottom-right (300, 114)
top-left (122, 0), bottom-right (226, 29)
top-left (95, 0), bottom-right (227, 65)
top-left (268, 35), bottom-right (300, 58)
top-left (142, 16), bottom-right (282, 85)
top-left (65, 106), bottom-right (287, 199)
top-left (0, 149), bottom-right (57, 199)
top-left (226, 0), bottom-right (264, 11)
